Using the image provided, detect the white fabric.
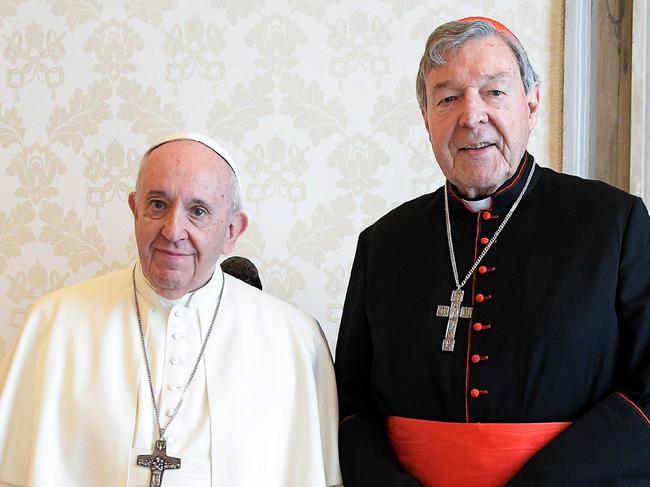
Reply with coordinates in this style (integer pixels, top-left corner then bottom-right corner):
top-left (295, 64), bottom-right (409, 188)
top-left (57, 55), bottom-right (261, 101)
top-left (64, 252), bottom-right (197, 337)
top-left (0, 265), bottom-right (341, 487)
top-left (129, 262), bottom-right (216, 487)
top-left (462, 196), bottom-right (493, 213)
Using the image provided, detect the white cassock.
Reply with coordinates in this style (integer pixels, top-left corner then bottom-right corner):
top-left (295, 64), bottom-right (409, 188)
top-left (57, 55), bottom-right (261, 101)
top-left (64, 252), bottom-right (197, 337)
top-left (0, 263), bottom-right (342, 487)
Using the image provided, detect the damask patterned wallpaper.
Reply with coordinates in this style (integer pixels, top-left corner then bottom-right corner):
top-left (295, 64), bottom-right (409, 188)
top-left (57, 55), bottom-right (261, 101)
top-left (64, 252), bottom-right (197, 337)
top-left (0, 0), bottom-right (564, 359)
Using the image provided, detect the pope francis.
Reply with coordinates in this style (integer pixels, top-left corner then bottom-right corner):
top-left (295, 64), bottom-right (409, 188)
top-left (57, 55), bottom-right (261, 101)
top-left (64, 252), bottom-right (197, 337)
top-left (0, 133), bottom-right (342, 487)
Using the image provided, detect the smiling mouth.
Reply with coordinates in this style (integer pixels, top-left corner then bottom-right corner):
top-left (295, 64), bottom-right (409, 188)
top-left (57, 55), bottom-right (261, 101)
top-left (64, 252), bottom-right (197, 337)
top-left (460, 142), bottom-right (495, 151)
top-left (155, 248), bottom-right (191, 258)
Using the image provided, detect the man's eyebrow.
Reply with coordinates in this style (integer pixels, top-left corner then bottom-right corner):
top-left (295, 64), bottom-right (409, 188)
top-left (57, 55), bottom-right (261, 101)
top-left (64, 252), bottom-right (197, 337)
top-left (144, 190), bottom-right (169, 199)
top-left (431, 80), bottom-right (452, 92)
top-left (189, 198), bottom-right (214, 210)
top-left (430, 72), bottom-right (513, 92)
top-left (145, 191), bottom-right (214, 208)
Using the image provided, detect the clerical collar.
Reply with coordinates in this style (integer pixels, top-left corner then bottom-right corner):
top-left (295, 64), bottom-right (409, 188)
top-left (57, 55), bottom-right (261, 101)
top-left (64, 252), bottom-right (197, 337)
top-left (134, 261), bottom-right (224, 310)
top-left (447, 152), bottom-right (538, 216)
top-left (461, 197), bottom-right (492, 213)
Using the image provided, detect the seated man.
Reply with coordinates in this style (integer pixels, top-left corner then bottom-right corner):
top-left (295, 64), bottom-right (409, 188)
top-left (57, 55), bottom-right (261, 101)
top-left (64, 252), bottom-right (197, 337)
top-left (335, 17), bottom-right (650, 487)
top-left (0, 133), bottom-right (341, 487)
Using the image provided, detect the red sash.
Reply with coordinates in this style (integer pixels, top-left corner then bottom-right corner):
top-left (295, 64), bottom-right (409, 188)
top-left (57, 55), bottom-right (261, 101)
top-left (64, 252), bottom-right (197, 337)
top-left (387, 416), bottom-right (571, 487)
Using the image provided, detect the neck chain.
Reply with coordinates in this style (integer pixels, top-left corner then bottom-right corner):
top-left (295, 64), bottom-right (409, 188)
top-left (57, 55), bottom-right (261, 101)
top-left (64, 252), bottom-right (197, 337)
top-left (132, 265), bottom-right (225, 487)
top-left (437, 164), bottom-right (535, 352)
top-left (132, 265), bottom-right (224, 440)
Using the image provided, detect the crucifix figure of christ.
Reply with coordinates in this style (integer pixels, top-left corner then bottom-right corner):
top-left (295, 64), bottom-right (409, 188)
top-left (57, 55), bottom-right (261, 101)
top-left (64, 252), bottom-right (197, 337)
top-left (137, 439), bottom-right (181, 487)
top-left (436, 289), bottom-right (473, 352)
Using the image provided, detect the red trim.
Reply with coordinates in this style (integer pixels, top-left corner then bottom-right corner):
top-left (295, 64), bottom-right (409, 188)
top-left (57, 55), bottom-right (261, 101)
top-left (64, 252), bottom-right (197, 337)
top-left (462, 200), bottom-right (476, 212)
top-left (465, 212), bottom-right (483, 422)
top-left (448, 183), bottom-right (466, 204)
top-left (494, 152), bottom-right (529, 196)
top-left (340, 414), bottom-right (356, 425)
top-left (447, 152), bottom-right (529, 209)
top-left (448, 184), bottom-right (495, 212)
top-left (459, 162), bottom-right (529, 422)
top-left (616, 392), bottom-right (650, 428)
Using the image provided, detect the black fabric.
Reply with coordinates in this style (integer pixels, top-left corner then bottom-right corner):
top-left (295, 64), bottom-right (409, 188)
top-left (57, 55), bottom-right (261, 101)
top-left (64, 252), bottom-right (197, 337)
top-left (335, 154), bottom-right (650, 486)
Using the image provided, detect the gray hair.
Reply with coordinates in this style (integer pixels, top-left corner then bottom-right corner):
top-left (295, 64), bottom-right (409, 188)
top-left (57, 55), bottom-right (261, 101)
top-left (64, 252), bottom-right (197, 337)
top-left (228, 166), bottom-right (243, 215)
top-left (134, 143), bottom-right (243, 216)
top-left (416, 20), bottom-right (539, 111)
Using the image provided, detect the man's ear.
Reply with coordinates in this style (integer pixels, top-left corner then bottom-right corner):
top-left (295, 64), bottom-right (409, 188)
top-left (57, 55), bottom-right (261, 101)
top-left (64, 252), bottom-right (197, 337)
top-left (128, 192), bottom-right (137, 219)
top-left (221, 211), bottom-right (249, 256)
top-left (527, 81), bottom-right (541, 131)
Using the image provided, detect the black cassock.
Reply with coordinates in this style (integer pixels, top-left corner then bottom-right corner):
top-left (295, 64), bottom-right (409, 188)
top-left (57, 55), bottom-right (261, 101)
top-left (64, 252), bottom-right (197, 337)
top-left (335, 154), bottom-right (650, 486)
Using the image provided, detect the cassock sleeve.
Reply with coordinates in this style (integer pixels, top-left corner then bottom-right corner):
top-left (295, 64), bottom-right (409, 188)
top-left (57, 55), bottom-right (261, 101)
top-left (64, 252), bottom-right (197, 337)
top-left (335, 231), bottom-right (424, 487)
top-left (507, 196), bottom-right (650, 486)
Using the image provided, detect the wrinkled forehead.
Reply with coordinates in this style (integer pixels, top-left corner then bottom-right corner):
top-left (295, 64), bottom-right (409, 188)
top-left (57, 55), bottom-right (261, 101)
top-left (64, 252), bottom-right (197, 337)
top-left (428, 36), bottom-right (519, 79)
top-left (449, 34), bottom-right (514, 63)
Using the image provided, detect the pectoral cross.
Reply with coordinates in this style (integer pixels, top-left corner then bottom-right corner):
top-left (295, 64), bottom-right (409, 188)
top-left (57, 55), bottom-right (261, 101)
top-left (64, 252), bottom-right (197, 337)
top-left (137, 439), bottom-right (181, 487)
top-left (436, 289), bottom-right (472, 352)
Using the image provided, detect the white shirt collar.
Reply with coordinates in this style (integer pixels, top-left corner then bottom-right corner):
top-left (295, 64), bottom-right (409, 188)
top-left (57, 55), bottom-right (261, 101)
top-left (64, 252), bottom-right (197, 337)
top-left (134, 261), bottom-right (224, 310)
top-left (462, 196), bottom-right (493, 213)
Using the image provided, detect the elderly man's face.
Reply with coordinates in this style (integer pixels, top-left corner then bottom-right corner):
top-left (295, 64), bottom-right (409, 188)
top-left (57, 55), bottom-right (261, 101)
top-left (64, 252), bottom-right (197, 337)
top-left (129, 140), bottom-right (247, 299)
top-left (421, 36), bottom-right (540, 198)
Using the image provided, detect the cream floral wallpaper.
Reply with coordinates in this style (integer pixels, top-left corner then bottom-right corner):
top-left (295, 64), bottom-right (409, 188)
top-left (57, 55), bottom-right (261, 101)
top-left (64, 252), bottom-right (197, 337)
top-left (0, 0), bottom-right (564, 359)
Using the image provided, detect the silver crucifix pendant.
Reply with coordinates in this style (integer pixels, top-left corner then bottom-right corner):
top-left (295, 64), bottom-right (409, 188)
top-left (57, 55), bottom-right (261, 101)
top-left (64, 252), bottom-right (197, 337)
top-left (436, 289), bottom-right (473, 352)
top-left (137, 439), bottom-right (181, 487)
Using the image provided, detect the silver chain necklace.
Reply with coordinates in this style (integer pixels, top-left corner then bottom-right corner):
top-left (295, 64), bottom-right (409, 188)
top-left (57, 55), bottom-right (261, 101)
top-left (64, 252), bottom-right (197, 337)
top-left (131, 265), bottom-right (225, 487)
top-left (436, 164), bottom-right (535, 352)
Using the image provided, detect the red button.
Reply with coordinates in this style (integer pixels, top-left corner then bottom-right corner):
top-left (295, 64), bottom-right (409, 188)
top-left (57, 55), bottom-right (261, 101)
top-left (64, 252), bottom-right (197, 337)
top-left (478, 265), bottom-right (487, 274)
top-left (473, 322), bottom-right (492, 331)
top-left (482, 211), bottom-right (492, 221)
top-left (475, 293), bottom-right (485, 303)
top-left (470, 388), bottom-right (488, 398)
top-left (471, 354), bottom-right (481, 363)
top-left (479, 237), bottom-right (489, 245)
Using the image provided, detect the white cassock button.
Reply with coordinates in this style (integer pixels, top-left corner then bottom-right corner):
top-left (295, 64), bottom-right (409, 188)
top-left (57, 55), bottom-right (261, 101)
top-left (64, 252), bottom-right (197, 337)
top-left (172, 332), bottom-right (185, 340)
top-left (167, 383), bottom-right (182, 392)
top-left (170, 357), bottom-right (183, 366)
top-left (166, 408), bottom-right (174, 417)
top-left (174, 308), bottom-right (188, 318)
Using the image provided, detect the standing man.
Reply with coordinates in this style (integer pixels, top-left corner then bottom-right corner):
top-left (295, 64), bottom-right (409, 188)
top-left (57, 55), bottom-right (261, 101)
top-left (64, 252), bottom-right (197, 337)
top-left (335, 18), bottom-right (650, 486)
top-left (0, 133), bottom-right (341, 487)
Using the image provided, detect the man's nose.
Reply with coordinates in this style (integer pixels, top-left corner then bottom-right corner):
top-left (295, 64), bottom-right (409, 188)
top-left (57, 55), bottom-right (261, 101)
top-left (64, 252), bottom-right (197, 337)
top-left (458, 93), bottom-right (488, 128)
top-left (161, 207), bottom-right (188, 242)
